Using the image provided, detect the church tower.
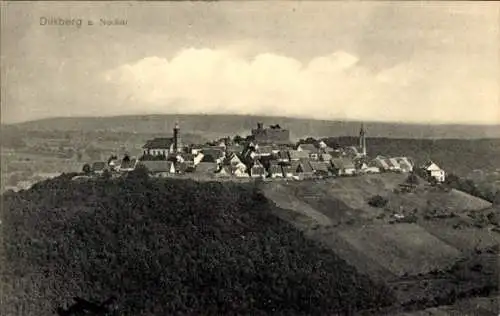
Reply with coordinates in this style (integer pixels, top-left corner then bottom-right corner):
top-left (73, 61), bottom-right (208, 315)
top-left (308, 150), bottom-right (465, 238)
top-left (359, 123), bottom-right (367, 157)
top-left (173, 121), bottom-right (181, 153)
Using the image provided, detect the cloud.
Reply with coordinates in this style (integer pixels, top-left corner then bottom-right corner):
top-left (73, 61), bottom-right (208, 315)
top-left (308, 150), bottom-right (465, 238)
top-left (104, 48), bottom-right (498, 124)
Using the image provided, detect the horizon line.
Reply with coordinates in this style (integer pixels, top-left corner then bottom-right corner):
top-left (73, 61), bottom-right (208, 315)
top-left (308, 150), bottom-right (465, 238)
top-left (2, 113), bottom-right (500, 127)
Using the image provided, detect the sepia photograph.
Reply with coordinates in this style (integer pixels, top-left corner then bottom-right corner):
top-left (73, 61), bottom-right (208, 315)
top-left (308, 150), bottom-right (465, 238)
top-left (1, 1), bottom-right (499, 315)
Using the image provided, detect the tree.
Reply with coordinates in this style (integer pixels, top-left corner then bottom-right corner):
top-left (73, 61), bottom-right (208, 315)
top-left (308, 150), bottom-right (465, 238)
top-left (82, 164), bottom-right (92, 175)
top-left (233, 135), bottom-right (244, 144)
top-left (368, 195), bottom-right (388, 208)
top-left (102, 169), bottom-right (112, 180)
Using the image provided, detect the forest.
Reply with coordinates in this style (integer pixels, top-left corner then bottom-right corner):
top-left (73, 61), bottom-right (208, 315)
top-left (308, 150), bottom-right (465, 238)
top-left (1, 170), bottom-right (394, 316)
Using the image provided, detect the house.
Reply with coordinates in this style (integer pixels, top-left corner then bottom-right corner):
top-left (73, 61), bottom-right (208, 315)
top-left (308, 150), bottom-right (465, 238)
top-left (372, 156), bottom-right (390, 171)
top-left (91, 161), bottom-right (107, 174)
top-left (190, 145), bottom-right (204, 155)
top-left (175, 153), bottom-right (195, 164)
top-left (360, 162), bottom-right (380, 174)
top-left (215, 166), bottom-right (232, 177)
top-left (225, 145), bottom-right (243, 155)
top-left (256, 145), bottom-right (274, 157)
top-left (268, 163), bottom-right (284, 178)
top-left (296, 144), bottom-right (319, 160)
top-left (250, 162), bottom-right (266, 178)
top-left (231, 165), bottom-right (249, 177)
top-left (317, 140), bottom-right (328, 149)
top-left (395, 157), bottom-right (414, 173)
top-left (309, 161), bottom-right (331, 177)
top-left (281, 164), bottom-right (294, 178)
top-left (119, 158), bottom-right (137, 172)
top-left (177, 161), bottom-right (195, 174)
top-left (331, 158), bottom-right (356, 176)
top-left (201, 147), bottom-right (225, 163)
top-left (195, 162), bottom-right (219, 175)
top-left (107, 158), bottom-right (119, 171)
top-left (297, 143), bottom-right (317, 152)
top-left (343, 146), bottom-right (360, 158)
top-left (319, 153), bottom-right (333, 162)
top-left (138, 160), bottom-right (175, 176)
top-left (288, 150), bottom-right (311, 161)
top-left (388, 158), bottom-right (402, 172)
top-left (421, 161), bottom-right (446, 182)
top-left (277, 150), bottom-right (290, 162)
top-left (193, 152), bottom-right (205, 166)
top-left (290, 159), bottom-right (315, 178)
top-left (223, 152), bottom-right (243, 166)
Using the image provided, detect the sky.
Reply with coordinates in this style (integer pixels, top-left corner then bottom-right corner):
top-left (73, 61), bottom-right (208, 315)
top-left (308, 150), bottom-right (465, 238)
top-left (1, 1), bottom-right (499, 125)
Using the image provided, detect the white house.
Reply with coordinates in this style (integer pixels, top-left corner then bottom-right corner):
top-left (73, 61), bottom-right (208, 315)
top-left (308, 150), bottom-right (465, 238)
top-left (422, 161), bottom-right (446, 183)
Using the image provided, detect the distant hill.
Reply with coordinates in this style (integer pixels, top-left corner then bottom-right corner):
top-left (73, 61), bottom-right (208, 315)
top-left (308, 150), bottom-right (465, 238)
top-left (3, 114), bottom-right (500, 140)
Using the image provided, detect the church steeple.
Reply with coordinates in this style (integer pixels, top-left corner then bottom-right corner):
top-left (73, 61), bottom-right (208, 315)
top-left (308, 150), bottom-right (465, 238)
top-left (173, 121), bottom-right (181, 153)
top-left (359, 123), bottom-right (367, 157)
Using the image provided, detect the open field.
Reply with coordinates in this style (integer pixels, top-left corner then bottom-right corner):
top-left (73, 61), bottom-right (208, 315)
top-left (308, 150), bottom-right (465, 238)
top-left (338, 224), bottom-right (461, 277)
top-left (262, 174), bottom-right (492, 225)
top-left (262, 173), bottom-right (499, 312)
top-left (420, 220), bottom-right (500, 252)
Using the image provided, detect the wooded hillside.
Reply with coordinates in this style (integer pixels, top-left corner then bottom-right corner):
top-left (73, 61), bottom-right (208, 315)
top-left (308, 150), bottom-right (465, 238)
top-left (1, 173), bottom-right (393, 315)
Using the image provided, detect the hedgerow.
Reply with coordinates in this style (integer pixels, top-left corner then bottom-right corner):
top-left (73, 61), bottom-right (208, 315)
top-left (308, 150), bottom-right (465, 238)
top-left (1, 174), bottom-right (394, 315)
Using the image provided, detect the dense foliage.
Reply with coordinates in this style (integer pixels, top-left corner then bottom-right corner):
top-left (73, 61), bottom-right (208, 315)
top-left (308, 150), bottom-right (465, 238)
top-left (445, 173), bottom-right (499, 204)
top-left (1, 175), bottom-right (394, 315)
top-left (323, 137), bottom-right (500, 176)
top-left (368, 195), bottom-right (389, 208)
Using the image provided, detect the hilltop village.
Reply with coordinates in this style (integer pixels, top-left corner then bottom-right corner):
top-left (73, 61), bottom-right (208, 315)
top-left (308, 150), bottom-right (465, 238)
top-left (80, 122), bottom-right (447, 183)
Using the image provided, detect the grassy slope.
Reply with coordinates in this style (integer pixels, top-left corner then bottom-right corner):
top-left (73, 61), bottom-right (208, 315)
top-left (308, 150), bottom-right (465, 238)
top-left (262, 174), bottom-right (494, 277)
top-left (263, 174), bottom-right (492, 225)
top-left (0, 174), bottom-right (393, 316)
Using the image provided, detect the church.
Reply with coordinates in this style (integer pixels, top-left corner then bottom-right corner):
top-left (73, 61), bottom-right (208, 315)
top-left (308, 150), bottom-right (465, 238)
top-left (142, 122), bottom-right (184, 157)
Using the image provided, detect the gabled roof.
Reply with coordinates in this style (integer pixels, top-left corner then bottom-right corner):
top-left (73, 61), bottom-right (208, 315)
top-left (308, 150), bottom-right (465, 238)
top-left (120, 158), bottom-right (137, 170)
top-left (295, 159), bottom-right (314, 173)
top-left (216, 166), bottom-right (232, 176)
top-left (225, 146), bottom-right (243, 154)
top-left (269, 164), bottom-right (283, 175)
top-left (224, 153), bottom-right (243, 165)
top-left (143, 137), bottom-right (173, 149)
top-left (310, 161), bottom-right (330, 172)
top-left (257, 146), bottom-right (274, 154)
top-left (251, 164), bottom-right (266, 176)
top-left (331, 158), bottom-right (355, 170)
top-left (195, 162), bottom-right (219, 173)
top-left (92, 161), bottom-right (107, 171)
top-left (288, 150), bottom-right (310, 160)
top-left (177, 153), bottom-right (195, 161)
top-left (201, 147), bottom-right (224, 159)
top-left (388, 158), bottom-right (401, 169)
top-left (298, 144), bottom-right (317, 152)
top-left (385, 158), bottom-right (397, 168)
top-left (277, 150), bottom-right (290, 160)
top-left (177, 161), bottom-right (195, 173)
top-left (422, 160), bottom-right (443, 171)
top-left (281, 164), bottom-right (293, 174)
top-left (320, 153), bottom-right (333, 161)
top-left (138, 160), bottom-right (174, 173)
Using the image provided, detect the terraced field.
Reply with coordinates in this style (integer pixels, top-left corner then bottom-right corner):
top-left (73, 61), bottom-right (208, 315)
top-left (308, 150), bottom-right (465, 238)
top-left (263, 173), bottom-right (499, 309)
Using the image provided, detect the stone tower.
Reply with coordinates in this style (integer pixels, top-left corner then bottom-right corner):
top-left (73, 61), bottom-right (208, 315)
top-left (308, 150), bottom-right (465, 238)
top-left (359, 123), bottom-right (367, 157)
top-left (173, 121), bottom-right (181, 153)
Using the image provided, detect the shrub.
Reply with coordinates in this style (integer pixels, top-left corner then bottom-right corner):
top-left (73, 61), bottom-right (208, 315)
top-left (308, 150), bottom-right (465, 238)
top-left (406, 173), bottom-right (420, 185)
top-left (368, 195), bottom-right (388, 208)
